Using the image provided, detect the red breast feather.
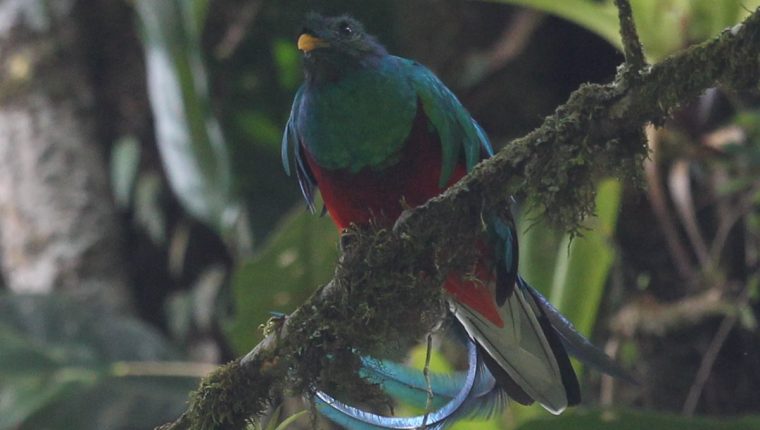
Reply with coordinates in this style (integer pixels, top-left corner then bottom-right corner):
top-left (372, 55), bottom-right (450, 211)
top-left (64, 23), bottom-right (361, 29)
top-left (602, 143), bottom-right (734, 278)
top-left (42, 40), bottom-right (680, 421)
top-left (302, 103), bottom-right (504, 327)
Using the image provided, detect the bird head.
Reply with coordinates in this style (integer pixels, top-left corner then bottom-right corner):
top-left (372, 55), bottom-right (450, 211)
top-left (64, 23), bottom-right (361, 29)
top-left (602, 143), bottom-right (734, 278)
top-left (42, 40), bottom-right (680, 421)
top-left (298, 14), bottom-right (387, 82)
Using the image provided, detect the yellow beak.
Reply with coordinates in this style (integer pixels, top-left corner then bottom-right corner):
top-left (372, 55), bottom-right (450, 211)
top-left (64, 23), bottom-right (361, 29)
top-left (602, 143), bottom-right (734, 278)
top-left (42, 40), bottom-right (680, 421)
top-left (298, 34), bottom-right (329, 53)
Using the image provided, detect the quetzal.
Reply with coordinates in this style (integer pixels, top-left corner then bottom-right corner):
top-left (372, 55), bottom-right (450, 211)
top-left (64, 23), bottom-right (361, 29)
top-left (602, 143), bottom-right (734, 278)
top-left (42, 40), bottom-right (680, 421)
top-left (282, 14), bottom-right (631, 429)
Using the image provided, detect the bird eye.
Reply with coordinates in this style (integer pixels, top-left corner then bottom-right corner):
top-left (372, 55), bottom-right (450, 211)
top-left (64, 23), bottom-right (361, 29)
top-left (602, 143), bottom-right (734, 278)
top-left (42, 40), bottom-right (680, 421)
top-left (338, 21), bottom-right (353, 36)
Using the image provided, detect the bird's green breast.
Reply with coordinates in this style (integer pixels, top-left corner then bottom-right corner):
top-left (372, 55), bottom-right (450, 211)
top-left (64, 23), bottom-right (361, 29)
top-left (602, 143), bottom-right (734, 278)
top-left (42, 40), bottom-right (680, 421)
top-left (298, 59), bottom-right (418, 172)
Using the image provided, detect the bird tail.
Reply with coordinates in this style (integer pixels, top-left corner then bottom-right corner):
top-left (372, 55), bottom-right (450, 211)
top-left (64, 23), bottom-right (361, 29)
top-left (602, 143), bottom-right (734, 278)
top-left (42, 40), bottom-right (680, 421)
top-left (520, 279), bottom-right (637, 385)
top-left (450, 275), bottom-right (636, 415)
top-left (315, 278), bottom-right (633, 429)
top-left (314, 334), bottom-right (507, 430)
top-left (449, 275), bottom-right (579, 414)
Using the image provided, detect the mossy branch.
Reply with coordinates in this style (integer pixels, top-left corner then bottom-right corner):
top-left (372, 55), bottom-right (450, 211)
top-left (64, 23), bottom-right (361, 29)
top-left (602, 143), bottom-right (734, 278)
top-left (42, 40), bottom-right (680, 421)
top-left (158, 7), bottom-right (760, 430)
top-left (614, 0), bottom-right (646, 76)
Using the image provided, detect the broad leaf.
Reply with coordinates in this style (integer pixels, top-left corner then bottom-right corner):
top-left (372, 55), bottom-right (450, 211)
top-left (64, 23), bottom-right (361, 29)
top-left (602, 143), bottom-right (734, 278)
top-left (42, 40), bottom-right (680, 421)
top-left (225, 207), bottom-right (338, 354)
top-left (0, 294), bottom-right (198, 430)
top-left (134, 0), bottom-right (243, 237)
top-left (549, 179), bottom-right (621, 336)
top-left (487, 0), bottom-right (760, 61)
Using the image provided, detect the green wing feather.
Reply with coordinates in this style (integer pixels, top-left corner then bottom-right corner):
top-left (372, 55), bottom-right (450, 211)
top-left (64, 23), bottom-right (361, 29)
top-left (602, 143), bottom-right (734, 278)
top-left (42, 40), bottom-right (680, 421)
top-left (281, 86), bottom-right (317, 211)
top-left (400, 58), bottom-right (494, 185)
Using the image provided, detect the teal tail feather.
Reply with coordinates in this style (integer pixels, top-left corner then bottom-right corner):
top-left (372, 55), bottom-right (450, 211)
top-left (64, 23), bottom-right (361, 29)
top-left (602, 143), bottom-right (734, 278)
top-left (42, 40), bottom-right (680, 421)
top-left (315, 336), bottom-right (507, 429)
top-left (314, 279), bottom-right (635, 429)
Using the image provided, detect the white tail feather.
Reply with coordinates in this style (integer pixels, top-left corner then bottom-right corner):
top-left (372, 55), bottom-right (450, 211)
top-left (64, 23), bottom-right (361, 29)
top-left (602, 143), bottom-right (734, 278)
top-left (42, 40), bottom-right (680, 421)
top-left (448, 287), bottom-right (568, 414)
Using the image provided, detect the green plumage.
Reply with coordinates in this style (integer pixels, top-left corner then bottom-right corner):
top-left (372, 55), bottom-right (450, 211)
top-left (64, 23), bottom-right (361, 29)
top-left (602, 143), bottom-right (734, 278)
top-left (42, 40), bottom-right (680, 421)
top-left (284, 14), bottom-right (628, 430)
top-left (284, 56), bottom-right (492, 186)
top-left (298, 58), bottom-right (417, 172)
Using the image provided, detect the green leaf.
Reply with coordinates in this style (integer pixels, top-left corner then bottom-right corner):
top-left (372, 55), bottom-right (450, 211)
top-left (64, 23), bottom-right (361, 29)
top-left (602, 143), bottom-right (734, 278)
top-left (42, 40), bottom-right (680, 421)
top-left (0, 294), bottom-right (196, 430)
top-left (235, 110), bottom-right (284, 154)
top-left (515, 409), bottom-right (760, 430)
top-left (488, 0), bottom-right (760, 62)
top-left (261, 404), bottom-right (283, 430)
top-left (273, 38), bottom-right (302, 91)
top-left (549, 179), bottom-right (621, 336)
top-left (19, 376), bottom-right (196, 430)
top-left (688, 0), bottom-right (760, 44)
top-left (518, 179), bottom-right (622, 336)
top-left (134, 171), bottom-right (168, 244)
top-left (517, 210), bottom-right (563, 296)
top-left (0, 373), bottom-right (86, 430)
top-left (110, 136), bottom-right (141, 209)
top-left (134, 0), bottom-right (244, 238)
top-left (486, 0), bottom-right (622, 50)
top-left (225, 206), bottom-right (339, 354)
top-left (272, 410), bottom-right (309, 430)
top-left (0, 327), bottom-right (58, 377)
top-left (188, 0), bottom-right (210, 34)
top-left (0, 324), bottom-right (94, 430)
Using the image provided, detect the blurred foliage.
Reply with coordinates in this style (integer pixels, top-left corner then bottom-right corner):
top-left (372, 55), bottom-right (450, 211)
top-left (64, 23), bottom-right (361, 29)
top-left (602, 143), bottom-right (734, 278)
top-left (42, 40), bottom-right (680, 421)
top-left (549, 179), bottom-right (622, 335)
top-left (166, 264), bottom-right (228, 345)
top-left (722, 110), bottom-right (760, 210)
top-left (0, 294), bottom-right (201, 430)
top-left (110, 136), bottom-right (141, 209)
top-left (226, 206), bottom-right (338, 354)
top-left (271, 409), bottom-right (309, 430)
top-left (518, 179), bottom-right (621, 334)
top-left (134, 0), bottom-right (245, 247)
top-left (491, 0), bottom-right (760, 61)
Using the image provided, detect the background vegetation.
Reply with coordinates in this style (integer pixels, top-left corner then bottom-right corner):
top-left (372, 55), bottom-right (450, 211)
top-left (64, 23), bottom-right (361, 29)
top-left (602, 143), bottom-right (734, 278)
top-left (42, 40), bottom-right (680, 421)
top-left (1, 0), bottom-right (759, 429)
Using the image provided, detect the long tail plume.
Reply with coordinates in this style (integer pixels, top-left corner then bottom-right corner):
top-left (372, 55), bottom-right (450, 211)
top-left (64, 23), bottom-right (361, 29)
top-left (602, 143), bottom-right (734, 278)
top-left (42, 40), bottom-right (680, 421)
top-left (314, 336), bottom-right (506, 429)
top-left (314, 280), bottom-right (635, 429)
top-left (520, 278), bottom-right (638, 385)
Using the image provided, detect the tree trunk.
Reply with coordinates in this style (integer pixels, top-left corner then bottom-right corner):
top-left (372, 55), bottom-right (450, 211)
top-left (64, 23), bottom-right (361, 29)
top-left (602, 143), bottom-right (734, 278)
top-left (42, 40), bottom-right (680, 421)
top-left (0, 0), bottom-right (130, 311)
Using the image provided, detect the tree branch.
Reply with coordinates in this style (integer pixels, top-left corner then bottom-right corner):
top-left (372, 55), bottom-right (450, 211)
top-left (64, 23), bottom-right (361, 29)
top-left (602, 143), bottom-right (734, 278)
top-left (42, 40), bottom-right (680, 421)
top-left (158, 7), bottom-right (760, 430)
top-left (614, 0), bottom-right (647, 76)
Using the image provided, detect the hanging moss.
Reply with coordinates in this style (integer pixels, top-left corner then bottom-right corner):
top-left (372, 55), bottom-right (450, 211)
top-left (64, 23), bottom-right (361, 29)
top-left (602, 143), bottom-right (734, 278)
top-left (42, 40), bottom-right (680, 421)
top-left (182, 360), bottom-right (273, 430)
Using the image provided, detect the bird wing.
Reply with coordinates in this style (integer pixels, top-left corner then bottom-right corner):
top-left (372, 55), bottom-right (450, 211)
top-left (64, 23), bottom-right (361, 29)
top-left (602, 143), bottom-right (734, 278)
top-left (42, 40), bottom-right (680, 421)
top-left (450, 286), bottom-right (569, 414)
top-left (447, 210), bottom-right (580, 414)
top-left (281, 85), bottom-right (318, 212)
top-left (398, 57), bottom-right (493, 187)
top-left (401, 55), bottom-right (575, 414)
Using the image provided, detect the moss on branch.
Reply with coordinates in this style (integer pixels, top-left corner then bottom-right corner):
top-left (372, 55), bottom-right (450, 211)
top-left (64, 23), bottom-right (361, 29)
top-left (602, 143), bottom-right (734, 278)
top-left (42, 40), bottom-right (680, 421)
top-left (159, 7), bottom-right (760, 430)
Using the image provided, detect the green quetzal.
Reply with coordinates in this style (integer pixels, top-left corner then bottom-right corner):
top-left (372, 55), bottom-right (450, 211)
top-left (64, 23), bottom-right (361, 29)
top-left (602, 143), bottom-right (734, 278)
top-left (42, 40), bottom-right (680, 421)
top-left (282, 14), bottom-right (631, 429)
